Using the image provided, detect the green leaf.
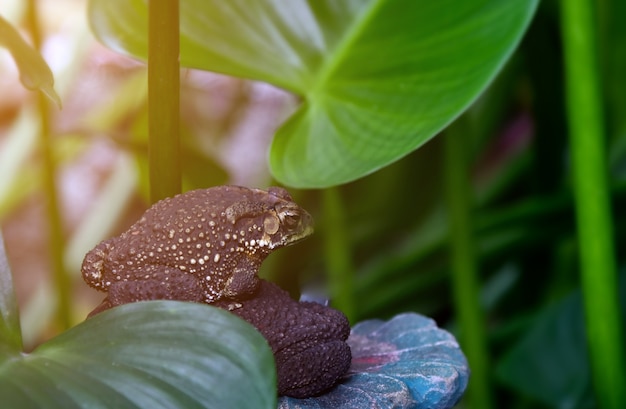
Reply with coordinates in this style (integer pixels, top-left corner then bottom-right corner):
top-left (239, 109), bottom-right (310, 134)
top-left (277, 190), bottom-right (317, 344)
top-left (0, 15), bottom-right (61, 108)
top-left (88, 0), bottom-right (538, 188)
top-left (0, 232), bottom-right (23, 358)
top-left (0, 301), bottom-right (276, 409)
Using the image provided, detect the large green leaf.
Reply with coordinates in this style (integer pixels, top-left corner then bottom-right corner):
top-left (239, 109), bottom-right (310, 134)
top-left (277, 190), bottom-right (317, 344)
top-left (88, 0), bottom-right (538, 187)
top-left (0, 298), bottom-right (276, 408)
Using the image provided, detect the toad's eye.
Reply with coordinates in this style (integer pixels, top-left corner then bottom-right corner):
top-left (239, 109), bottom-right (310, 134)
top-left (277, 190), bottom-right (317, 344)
top-left (277, 206), bottom-right (301, 228)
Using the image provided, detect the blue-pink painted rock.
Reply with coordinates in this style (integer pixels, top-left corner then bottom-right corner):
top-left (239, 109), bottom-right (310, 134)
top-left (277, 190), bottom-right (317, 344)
top-left (278, 313), bottom-right (469, 409)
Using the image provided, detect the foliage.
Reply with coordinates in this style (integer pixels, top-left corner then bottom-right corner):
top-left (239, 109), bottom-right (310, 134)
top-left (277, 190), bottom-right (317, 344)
top-left (1, 0), bottom-right (625, 408)
top-left (89, 0), bottom-right (537, 188)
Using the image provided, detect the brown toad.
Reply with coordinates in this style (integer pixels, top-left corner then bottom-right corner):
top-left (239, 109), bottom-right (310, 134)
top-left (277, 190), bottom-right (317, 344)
top-left (82, 185), bottom-right (313, 316)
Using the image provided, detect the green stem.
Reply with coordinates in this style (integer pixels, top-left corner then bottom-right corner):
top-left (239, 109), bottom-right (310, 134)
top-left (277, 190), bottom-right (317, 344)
top-left (560, 1), bottom-right (626, 408)
top-left (322, 188), bottom-right (355, 323)
top-left (25, 0), bottom-right (71, 330)
top-left (148, 0), bottom-right (181, 203)
top-left (444, 120), bottom-right (493, 409)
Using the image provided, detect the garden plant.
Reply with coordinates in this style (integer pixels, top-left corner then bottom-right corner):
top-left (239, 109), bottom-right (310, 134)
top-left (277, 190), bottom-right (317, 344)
top-left (1, 0), bottom-right (625, 408)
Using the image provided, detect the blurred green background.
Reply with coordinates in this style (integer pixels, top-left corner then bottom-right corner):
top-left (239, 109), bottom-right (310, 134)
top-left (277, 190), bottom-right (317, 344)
top-left (1, 0), bottom-right (625, 408)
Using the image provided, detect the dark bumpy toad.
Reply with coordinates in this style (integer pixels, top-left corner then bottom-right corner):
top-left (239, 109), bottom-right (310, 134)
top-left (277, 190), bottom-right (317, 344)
top-left (214, 280), bottom-right (351, 398)
top-left (81, 185), bottom-right (352, 397)
top-left (82, 186), bottom-right (313, 315)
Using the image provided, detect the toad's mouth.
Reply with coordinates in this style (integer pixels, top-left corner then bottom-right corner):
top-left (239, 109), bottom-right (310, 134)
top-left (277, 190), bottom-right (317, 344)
top-left (267, 222), bottom-right (314, 249)
top-left (285, 224), bottom-right (315, 246)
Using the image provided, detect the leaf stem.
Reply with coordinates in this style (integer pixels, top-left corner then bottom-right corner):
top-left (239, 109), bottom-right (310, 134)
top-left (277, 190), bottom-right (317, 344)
top-left (25, 0), bottom-right (71, 331)
top-left (560, 1), bottom-right (626, 408)
top-left (322, 188), bottom-right (355, 322)
top-left (148, 0), bottom-right (181, 203)
top-left (444, 119), bottom-right (493, 409)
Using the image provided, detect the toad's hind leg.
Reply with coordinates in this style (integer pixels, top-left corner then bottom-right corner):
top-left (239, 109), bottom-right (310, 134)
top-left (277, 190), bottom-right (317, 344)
top-left (88, 266), bottom-right (203, 317)
top-left (276, 341), bottom-right (352, 398)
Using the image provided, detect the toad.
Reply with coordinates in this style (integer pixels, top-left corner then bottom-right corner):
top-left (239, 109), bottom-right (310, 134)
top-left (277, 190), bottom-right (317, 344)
top-left (82, 186), bottom-right (313, 315)
top-left (81, 185), bottom-right (351, 397)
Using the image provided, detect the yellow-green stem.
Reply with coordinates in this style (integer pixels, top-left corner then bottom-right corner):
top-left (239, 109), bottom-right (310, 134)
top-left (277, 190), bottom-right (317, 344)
top-left (444, 120), bottom-right (493, 409)
top-left (322, 188), bottom-right (355, 323)
top-left (25, 0), bottom-right (71, 330)
top-left (560, 1), bottom-right (626, 408)
top-left (148, 0), bottom-right (181, 203)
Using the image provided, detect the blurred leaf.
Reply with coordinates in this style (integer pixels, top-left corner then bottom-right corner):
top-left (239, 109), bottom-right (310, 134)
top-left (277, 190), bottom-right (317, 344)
top-left (600, 0), bottom-right (626, 145)
top-left (0, 232), bottom-right (23, 358)
top-left (0, 108), bottom-right (39, 219)
top-left (495, 272), bottom-right (626, 409)
top-left (64, 153), bottom-right (137, 276)
top-left (88, 0), bottom-right (538, 188)
top-left (0, 129), bottom-right (88, 220)
top-left (0, 301), bottom-right (276, 409)
top-left (351, 183), bottom-right (590, 320)
top-left (0, 14), bottom-right (61, 108)
top-left (127, 105), bottom-right (228, 200)
top-left (80, 69), bottom-right (148, 132)
top-left (179, 144), bottom-right (229, 192)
